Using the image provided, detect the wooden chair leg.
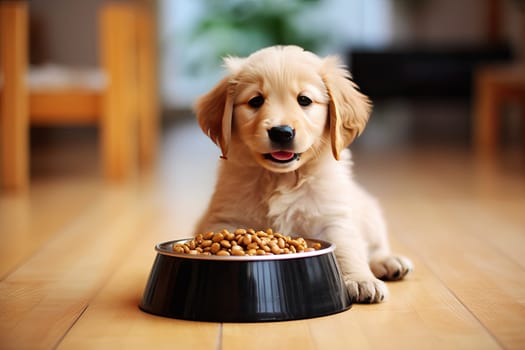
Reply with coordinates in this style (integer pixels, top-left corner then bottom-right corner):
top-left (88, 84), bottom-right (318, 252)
top-left (520, 98), bottom-right (525, 148)
top-left (99, 4), bottom-right (138, 181)
top-left (474, 72), bottom-right (500, 154)
top-left (136, 6), bottom-right (159, 169)
top-left (0, 2), bottom-right (29, 191)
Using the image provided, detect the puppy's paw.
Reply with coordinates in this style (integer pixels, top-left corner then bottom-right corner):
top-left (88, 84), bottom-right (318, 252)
top-left (370, 255), bottom-right (413, 281)
top-left (344, 275), bottom-right (389, 303)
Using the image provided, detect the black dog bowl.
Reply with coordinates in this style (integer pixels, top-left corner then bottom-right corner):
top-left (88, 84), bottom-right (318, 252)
top-left (139, 238), bottom-right (351, 322)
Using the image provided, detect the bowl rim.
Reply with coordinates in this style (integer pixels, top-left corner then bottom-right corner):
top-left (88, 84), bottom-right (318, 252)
top-left (155, 238), bottom-right (336, 261)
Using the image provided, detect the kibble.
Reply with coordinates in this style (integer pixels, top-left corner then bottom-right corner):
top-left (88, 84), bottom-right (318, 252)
top-left (172, 228), bottom-right (322, 256)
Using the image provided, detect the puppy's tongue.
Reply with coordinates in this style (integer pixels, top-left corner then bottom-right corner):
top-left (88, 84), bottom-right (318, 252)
top-left (271, 151), bottom-right (295, 161)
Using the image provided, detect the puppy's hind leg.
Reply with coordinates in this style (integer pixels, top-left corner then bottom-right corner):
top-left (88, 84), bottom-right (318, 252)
top-left (367, 222), bottom-right (413, 281)
top-left (360, 195), bottom-right (413, 281)
top-left (370, 252), bottom-right (413, 281)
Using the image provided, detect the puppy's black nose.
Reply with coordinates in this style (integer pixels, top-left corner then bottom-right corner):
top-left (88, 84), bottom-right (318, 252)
top-left (268, 125), bottom-right (295, 145)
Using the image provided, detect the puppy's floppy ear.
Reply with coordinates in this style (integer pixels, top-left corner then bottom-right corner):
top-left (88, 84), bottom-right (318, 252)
top-left (321, 56), bottom-right (371, 160)
top-left (194, 76), bottom-right (236, 159)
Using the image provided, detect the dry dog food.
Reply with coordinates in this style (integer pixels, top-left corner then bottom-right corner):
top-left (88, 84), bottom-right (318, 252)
top-left (173, 228), bottom-right (322, 256)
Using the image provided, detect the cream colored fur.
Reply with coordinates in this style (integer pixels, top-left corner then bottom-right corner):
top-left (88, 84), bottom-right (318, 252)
top-left (194, 45), bottom-right (412, 303)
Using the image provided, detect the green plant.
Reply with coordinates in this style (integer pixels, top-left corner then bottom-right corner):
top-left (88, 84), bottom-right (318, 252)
top-left (189, 0), bottom-right (327, 73)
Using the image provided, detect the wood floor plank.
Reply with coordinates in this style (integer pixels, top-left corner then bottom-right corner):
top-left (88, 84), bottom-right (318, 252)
top-left (384, 198), bottom-right (525, 350)
top-left (0, 179), bottom-right (102, 279)
top-left (56, 198), bottom-right (220, 350)
top-left (446, 199), bottom-right (525, 270)
top-left (0, 184), bottom-right (157, 350)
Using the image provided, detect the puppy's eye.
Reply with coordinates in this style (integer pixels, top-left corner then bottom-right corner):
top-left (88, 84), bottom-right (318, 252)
top-left (248, 95), bottom-right (264, 108)
top-left (297, 95), bottom-right (312, 107)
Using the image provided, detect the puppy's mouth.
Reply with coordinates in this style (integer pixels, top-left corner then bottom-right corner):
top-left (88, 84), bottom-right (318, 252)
top-left (263, 151), bottom-right (300, 163)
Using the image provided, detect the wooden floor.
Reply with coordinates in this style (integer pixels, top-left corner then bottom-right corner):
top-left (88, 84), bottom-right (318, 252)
top-left (1, 118), bottom-right (524, 349)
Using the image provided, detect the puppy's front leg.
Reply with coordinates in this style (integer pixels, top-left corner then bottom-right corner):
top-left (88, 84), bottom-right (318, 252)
top-left (323, 224), bottom-right (388, 303)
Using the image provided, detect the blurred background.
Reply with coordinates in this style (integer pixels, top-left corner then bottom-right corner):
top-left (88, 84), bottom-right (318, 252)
top-left (0, 0), bottom-right (524, 189)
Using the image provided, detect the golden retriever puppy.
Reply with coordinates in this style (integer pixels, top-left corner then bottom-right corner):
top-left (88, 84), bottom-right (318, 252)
top-left (194, 45), bottom-right (412, 303)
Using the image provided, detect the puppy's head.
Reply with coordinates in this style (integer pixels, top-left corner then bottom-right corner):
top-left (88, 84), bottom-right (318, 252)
top-left (195, 45), bottom-right (370, 173)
